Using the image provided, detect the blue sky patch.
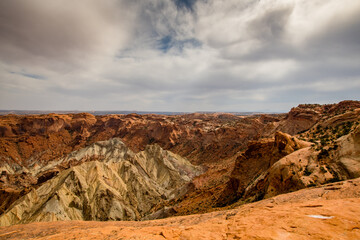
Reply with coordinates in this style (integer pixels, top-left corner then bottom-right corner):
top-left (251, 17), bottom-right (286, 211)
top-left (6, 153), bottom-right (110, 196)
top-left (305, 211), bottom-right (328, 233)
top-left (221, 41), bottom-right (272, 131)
top-left (174, 0), bottom-right (197, 11)
top-left (159, 36), bottom-right (173, 52)
top-left (10, 71), bottom-right (46, 80)
top-left (158, 36), bottom-right (201, 53)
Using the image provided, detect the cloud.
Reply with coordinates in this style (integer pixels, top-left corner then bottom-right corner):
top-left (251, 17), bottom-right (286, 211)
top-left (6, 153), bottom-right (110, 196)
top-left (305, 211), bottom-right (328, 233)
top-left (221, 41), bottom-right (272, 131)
top-left (0, 0), bottom-right (135, 70)
top-left (0, 0), bottom-right (359, 112)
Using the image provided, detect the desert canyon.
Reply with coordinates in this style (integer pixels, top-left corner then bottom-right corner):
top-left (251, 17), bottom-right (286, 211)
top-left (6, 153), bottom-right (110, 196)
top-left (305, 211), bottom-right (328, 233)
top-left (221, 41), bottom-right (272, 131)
top-left (0, 100), bottom-right (360, 239)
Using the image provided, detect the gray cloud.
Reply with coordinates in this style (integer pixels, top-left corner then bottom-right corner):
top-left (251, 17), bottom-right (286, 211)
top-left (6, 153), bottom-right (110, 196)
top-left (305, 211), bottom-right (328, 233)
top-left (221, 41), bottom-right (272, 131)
top-left (0, 0), bottom-right (359, 112)
top-left (249, 6), bottom-right (293, 43)
top-left (0, 0), bottom-right (134, 70)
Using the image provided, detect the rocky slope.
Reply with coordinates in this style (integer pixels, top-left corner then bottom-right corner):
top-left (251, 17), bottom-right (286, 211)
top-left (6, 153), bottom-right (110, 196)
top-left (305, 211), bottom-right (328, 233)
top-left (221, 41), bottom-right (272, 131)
top-left (0, 139), bottom-right (201, 226)
top-left (1, 178), bottom-right (360, 239)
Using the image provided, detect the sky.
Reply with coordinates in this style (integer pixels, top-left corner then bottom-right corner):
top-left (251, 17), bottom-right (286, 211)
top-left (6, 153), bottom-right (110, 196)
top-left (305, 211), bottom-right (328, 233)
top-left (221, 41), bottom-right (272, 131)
top-left (0, 0), bottom-right (359, 112)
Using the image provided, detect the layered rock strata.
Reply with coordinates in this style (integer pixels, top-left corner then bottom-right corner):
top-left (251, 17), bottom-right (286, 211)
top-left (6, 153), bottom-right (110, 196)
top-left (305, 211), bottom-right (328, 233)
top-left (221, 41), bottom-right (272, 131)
top-left (0, 139), bottom-right (201, 226)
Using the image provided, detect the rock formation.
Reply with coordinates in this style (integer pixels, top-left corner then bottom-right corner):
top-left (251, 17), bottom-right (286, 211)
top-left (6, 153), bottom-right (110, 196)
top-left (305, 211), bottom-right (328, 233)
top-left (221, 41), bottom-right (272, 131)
top-left (0, 100), bottom-right (360, 225)
top-left (261, 100), bottom-right (360, 136)
top-left (222, 111), bottom-right (360, 205)
top-left (242, 124), bottom-right (360, 201)
top-left (0, 139), bottom-right (201, 226)
top-left (0, 113), bottom-right (262, 214)
top-left (218, 132), bottom-right (311, 206)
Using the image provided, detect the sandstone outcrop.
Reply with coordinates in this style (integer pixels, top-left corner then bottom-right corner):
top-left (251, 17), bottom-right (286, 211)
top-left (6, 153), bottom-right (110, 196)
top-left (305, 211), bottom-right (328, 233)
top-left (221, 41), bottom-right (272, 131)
top-left (262, 100), bottom-right (360, 136)
top-left (241, 124), bottom-right (360, 203)
top-left (0, 139), bottom-right (201, 226)
top-left (218, 132), bottom-right (311, 206)
top-left (216, 102), bottom-right (360, 206)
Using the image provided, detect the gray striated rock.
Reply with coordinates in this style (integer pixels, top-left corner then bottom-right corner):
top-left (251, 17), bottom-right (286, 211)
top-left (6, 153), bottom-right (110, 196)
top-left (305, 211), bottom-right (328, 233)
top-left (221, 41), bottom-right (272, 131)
top-left (0, 138), bottom-right (202, 226)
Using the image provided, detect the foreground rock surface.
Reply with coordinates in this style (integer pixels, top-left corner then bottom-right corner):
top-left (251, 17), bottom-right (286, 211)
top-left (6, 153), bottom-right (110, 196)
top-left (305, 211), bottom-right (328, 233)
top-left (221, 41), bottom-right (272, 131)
top-left (1, 178), bottom-right (360, 240)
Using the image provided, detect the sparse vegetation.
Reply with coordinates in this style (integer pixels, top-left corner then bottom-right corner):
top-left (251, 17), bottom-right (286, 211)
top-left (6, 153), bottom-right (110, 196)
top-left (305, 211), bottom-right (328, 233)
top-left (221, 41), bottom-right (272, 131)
top-left (325, 177), bottom-right (341, 184)
top-left (318, 148), bottom-right (329, 160)
top-left (303, 167), bottom-right (312, 176)
top-left (307, 183), bottom-right (316, 187)
top-left (306, 120), bottom-right (356, 150)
